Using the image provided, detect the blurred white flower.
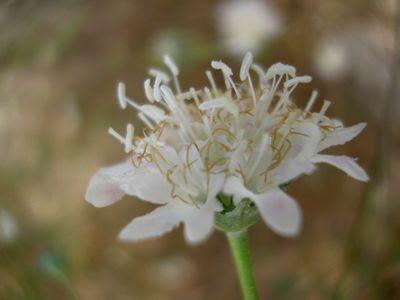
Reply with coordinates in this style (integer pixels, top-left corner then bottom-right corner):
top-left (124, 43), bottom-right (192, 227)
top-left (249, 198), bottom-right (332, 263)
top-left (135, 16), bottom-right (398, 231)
top-left (313, 28), bottom-right (391, 88)
top-left (150, 31), bottom-right (181, 60)
top-left (216, 0), bottom-right (282, 56)
top-left (313, 39), bottom-right (348, 81)
top-left (0, 209), bottom-right (19, 244)
top-left (313, 26), bottom-right (395, 124)
top-left (86, 52), bottom-right (368, 244)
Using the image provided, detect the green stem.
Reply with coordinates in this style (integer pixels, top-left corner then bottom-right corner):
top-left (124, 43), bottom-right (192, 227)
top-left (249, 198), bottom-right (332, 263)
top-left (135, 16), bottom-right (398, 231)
top-left (227, 231), bottom-right (260, 300)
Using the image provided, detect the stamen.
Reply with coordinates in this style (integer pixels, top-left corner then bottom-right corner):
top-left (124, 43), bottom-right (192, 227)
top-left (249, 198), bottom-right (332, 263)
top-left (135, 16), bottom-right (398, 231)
top-left (304, 90), bottom-right (318, 116)
top-left (164, 54), bottom-right (181, 94)
top-left (153, 74), bottom-right (163, 102)
top-left (108, 127), bottom-right (125, 144)
top-left (247, 134), bottom-right (270, 178)
top-left (266, 63), bottom-right (296, 79)
top-left (240, 52), bottom-right (253, 81)
top-left (189, 87), bottom-right (201, 107)
top-left (138, 112), bottom-right (155, 129)
top-left (240, 52), bottom-right (257, 106)
top-left (117, 82), bottom-right (128, 109)
top-left (144, 79), bottom-right (155, 103)
top-left (204, 87), bottom-right (213, 100)
top-left (250, 63), bottom-right (266, 87)
top-left (124, 124), bottom-right (134, 153)
top-left (160, 85), bottom-right (195, 141)
top-left (206, 70), bottom-right (218, 95)
top-left (211, 60), bottom-right (240, 98)
top-left (284, 75), bottom-right (312, 89)
top-left (317, 100), bottom-right (331, 121)
top-left (148, 68), bottom-right (170, 83)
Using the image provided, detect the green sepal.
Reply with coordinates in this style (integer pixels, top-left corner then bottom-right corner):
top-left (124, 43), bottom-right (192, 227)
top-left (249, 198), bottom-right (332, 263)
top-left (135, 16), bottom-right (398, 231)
top-left (215, 194), bottom-right (260, 233)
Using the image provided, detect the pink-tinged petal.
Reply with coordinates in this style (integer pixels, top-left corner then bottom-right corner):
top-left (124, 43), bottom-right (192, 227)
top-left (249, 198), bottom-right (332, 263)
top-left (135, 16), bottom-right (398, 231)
top-left (311, 154), bottom-right (369, 182)
top-left (253, 190), bottom-right (302, 237)
top-left (318, 123), bottom-right (366, 152)
top-left (118, 204), bottom-right (182, 242)
top-left (85, 161), bottom-right (133, 207)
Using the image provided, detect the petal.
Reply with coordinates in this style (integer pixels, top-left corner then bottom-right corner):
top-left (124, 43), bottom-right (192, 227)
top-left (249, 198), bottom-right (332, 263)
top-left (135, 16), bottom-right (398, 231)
top-left (183, 174), bottom-right (225, 245)
top-left (318, 123), bottom-right (366, 152)
top-left (223, 176), bottom-right (255, 204)
top-left (118, 204), bottom-right (182, 242)
top-left (253, 190), bottom-right (302, 237)
top-left (85, 161), bottom-right (133, 207)
top-left (183, 205), bottom-right (215, 245)
top-left (286, 121), bottom-right (322, 160)
top-left (271, 160), bottom-right (316, 186)
top-left (121, 166), bottom-right (171, 204)
top-left (311, 154), bottom-right (369, 182)
top-left (207, 173), bottom-right (225, 206)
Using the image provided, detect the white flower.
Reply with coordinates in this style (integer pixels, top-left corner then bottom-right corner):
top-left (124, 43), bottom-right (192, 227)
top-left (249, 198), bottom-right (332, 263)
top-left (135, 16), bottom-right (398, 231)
top-left (216, 0), bottom-right (282, 56)
top-left (86, 52), bottom-right (368, 244)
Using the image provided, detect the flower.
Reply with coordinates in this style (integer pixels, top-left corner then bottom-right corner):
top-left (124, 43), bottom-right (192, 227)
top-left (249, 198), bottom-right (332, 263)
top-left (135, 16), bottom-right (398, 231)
top-left (216, 0), bottom-right (282, 56)
top-left (86, 52), bottom-right (368, 244)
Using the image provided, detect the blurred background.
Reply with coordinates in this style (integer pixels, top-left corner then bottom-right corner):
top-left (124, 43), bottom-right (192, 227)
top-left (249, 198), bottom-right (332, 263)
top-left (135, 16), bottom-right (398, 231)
top-left (0, 0), bottom-right (399, 299)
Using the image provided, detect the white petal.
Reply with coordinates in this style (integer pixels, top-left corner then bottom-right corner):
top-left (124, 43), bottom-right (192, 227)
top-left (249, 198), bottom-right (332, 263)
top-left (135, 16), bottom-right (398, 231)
top-left (310, 154), bottom-right (369, 182)
top-left (183, 173), bottom-right (224, 245)
top-left (121, 165), bottom-right (171, 204)
top-left (290, 122), bottom-right (322, 160)
top-left (207, 173), bottom-right (225, 205)
top-left (271, 160), bottom-right (316, 185)
top-left (253, 190), bottom-right (302, 237)
top-left (223, 176), bottom-right (255, 204)
top-left (118, 204), bottom-right (182, 241)
top-left (85, 161), bottom-right (132, 207)
top-left (318, 123), bottom-right (366, 152)
top-left (183, 204), bottom-right (215, 245)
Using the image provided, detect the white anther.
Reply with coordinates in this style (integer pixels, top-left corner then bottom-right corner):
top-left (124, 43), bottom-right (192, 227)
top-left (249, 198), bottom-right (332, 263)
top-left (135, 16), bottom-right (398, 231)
top-left (164, 55), bottom-right (179, 76)
top-left (266, 63), bottom-right (296, 79)
top-left (240, 52), bottom-right (253, 81)
top-left (160, 85), bottom-right (178, 109)
top-left (144, 79), bottom-right (155, 103)
top-left (148, 68), bottom-right (170, 83)
top-left (164, 54), bottom-right (181, 94)
top-left (117, 82), bottom-right (128, 109)
top-left (211, 60), bottom-right (240, 98)
top-left (284, 75), bottom-right (312, 88)
top-left (153, 74), bottom-right (163, 102)
top-left (211, 60), bottom-right (233, 76)
top-left (124, 124), bottom-right (134, 153)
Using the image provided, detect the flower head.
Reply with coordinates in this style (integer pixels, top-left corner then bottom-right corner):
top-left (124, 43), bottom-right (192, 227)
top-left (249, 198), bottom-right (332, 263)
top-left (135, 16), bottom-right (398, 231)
top-left (86, 52), bottom-right (368, 244)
